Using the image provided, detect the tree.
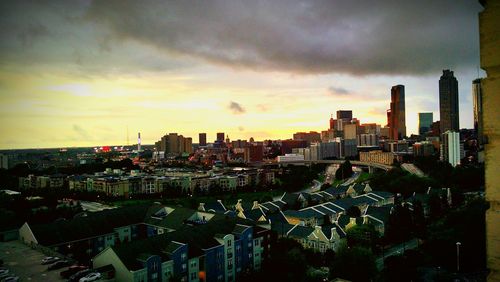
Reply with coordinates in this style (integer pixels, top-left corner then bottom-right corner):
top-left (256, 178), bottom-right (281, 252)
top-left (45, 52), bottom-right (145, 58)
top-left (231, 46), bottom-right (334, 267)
top-left (346, 224), bottom-right (379, 251)
top-left (335, 160), bottom-right (353, 180)
top-left (330, 242), bottom-right (377, 282)
top-left (346, 206), bottom-right (361, 218)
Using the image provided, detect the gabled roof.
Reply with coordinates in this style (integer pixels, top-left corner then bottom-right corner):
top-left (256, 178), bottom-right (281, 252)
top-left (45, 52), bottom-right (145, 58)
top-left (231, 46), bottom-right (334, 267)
top-left (287, 224), bottom-right (314, 239)
top-left (113, 216), bottom-right (256, 271)
top-left (281, 192), bottom-right (299, 207)
top-left (203, 201), bottom-right (227, 213)
top-left (259, 200), bottom-right (286, 213)
top-left (242, 208), bottom-right (267, 222)
top-left (29, 205), bottom-right (151, 246)
top-left (267, 210), bottom-right (289, 224)
top-left (364, 205), bottom-right (393, 224)
top-left (323, 185), bottom-right (349, 197)
top-left (144, 207), bottom-right (197, 230)
top-left (321, 223), bottom-right (346, 239)
top-left (368, 191), bottom-right (394, 199)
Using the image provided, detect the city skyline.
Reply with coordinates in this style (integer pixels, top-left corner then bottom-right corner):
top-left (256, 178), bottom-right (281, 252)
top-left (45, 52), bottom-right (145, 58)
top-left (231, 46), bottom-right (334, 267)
top-left (0, 1), bottom-right (485, 149)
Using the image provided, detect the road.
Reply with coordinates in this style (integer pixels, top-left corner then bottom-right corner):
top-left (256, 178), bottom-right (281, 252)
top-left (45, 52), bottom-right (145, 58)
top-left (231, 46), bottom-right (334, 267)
top-left (401, 163), bottom-right (425, 177)
top-left (376, 238), bottom-right (419, 269)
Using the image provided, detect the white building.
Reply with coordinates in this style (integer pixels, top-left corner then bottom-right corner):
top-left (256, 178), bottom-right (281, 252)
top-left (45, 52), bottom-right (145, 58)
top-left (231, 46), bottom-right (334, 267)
top-left (277, 154), bottom-right (305, 163)
top-left (440, 131), bottom-right (461, 167)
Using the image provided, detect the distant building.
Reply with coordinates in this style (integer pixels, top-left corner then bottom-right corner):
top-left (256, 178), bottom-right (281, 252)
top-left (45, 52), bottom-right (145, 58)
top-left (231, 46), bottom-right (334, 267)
top-left (277, 154), bottom-right (305, 163)
top-left (440, 131), bottom-right (460, 167)
top-left (293, 131), bottom-right (321, 144)
top-left (385, 140), bottom-right (409, 153)
top-left (280, 140), bottom-right (308, 154)
top-left (430, 121), bottom-right (441, 137)
top-left (0, 154), bottom-right (8, 169)
top-left (343, 123), bottom-right (357, 140)
top-left (231, 139), bottom-right (248, 149)
top-left (439, 70), bottom-right (460, 133)
top-left (357, 134), bottom-right (379, 147)
top-left (244, 144), bottom-right (263, 163)
top-left (199, 133), bottom-right (207, 146)
top-left (418, 113), bottom-right (434, 136)
top-left (216, 132), bottom-right (225, 142)
top-left (343, 139), bottom-right (358, 158)
top-left (336, 110), bottom-right (353, 121)
top-left (388, 85), bottom-right (406, 140)
top-left (379, 127), bottom-right (390, 139)
top-left (413, 141), bottom-right (435, 157)
top-left (154, 133), bottom-right (194, 157)
top-left (472, 78), bottom-right (484, 145)
top-left (360, 150), bottom-right (399, 165)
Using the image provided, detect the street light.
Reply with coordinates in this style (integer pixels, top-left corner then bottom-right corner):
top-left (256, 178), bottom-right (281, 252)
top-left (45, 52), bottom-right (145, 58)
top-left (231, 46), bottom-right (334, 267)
top-left (456, 241), bottom-right (461, 272)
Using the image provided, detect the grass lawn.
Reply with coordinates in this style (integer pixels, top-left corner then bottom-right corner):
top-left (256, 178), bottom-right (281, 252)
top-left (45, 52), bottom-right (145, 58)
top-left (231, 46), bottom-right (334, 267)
top-left (355, 172), bottom-right (373, 183)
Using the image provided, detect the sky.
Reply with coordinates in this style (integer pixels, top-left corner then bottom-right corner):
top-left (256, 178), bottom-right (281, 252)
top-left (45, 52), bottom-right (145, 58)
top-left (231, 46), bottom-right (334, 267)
top-left (0, 0), bottom-right (485, 149)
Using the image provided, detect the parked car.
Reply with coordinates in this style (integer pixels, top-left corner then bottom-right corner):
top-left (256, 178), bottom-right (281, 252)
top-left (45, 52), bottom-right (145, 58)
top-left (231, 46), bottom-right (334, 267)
top-left (48, 260), bottom-right (70, 270)
top-left (79, 272), bottom-right (101, 282)
top-left (2, 276), bottom-right (19, 282)
top-left (69, 269), bottom-right (91, 282)
top-left (41, 256), bottom-right (60, 265)
top-left (60, 265), bottom-right (88, 279)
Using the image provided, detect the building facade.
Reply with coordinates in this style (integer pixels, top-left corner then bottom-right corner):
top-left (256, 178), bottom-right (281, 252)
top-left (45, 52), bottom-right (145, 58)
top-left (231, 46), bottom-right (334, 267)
top-left (418, 112), bottom-right (433, 136)
top-left (440, 131), bottom-right (460, 167)
top-left (389, 85), bottom-right (406, 140)
top-left (439, 70), bottom-right (460, 133)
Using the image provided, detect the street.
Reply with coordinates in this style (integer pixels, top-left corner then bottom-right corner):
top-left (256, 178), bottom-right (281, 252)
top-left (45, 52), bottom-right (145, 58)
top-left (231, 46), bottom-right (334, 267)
top-left (376, 238), bottom-right (419, 270)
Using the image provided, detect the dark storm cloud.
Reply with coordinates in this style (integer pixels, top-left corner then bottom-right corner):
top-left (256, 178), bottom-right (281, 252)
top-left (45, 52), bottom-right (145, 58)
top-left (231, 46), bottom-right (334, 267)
top-left (328, 86), bottom-right (350, 95)
top-left (0, 0), bottom-right (482, 76)
top-left (228, 101), bottom-right (245, 114)
top-left (85, 0), bottom-right (482, 75)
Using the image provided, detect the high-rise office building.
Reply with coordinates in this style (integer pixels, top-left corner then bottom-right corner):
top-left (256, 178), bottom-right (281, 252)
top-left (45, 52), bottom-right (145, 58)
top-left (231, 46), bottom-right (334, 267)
top-left (336, 110), bottom-right (352, 121)
top-left (439, 69), bottom-right (460, 133)
top-left (216, 132), bottom-right (225, 142)
top-left (472, 78), bottom-right (484, 144)
top-left (388, 85), bottom-right (406, 140)
top-left (418, 113), bottom-right (434, 136)
top-left (336, 110), bottom-right (352, 131)
top-left (199, 133), bottom-right (207, 146)
top-left (343, 123), bottom-right (357, 140)
top-left (440, 130), bottom-right (460, 167)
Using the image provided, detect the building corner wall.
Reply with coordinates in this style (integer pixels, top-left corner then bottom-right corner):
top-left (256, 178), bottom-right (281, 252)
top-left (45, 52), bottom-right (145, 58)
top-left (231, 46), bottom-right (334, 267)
top-left (479, 1), bottom-right (500, 281)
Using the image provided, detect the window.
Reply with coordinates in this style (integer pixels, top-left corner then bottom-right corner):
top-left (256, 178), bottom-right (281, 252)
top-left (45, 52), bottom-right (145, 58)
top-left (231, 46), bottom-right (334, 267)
top-left (254, 239), bottom-right (259, 246)
top-left (181, 253), bottom-right (187, 261)
top-left (227, 240), bottom-right (232, 247)
top-left (182, 263), bottom-right (187, 271)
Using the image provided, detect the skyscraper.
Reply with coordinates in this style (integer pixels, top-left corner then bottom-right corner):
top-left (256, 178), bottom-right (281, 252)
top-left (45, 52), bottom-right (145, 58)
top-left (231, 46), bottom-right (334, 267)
top-left (336, 110), bottom-right (352, 131)
top-left (440, 131), bottom-right (460, 167)
top-left (389, 85), bottom-right (406, 140)
top-left (418, 113), bottom-right (433, 135)
top-left (439, 69), bottom-right (459, 133)
top-left (199, 133), bottom-right (207, 146)
top-left (472, 78), bottom-right (484, 144)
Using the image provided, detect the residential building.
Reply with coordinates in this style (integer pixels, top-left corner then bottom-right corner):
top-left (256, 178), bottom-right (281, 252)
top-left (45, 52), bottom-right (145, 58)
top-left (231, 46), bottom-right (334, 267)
top-left (388, 85), bottom-right (406, 140)
top-left (439, 69), bottom-right (460, 133)
top-left (440, 131), bottom-right (460, 167)
top-left (92, 218), bottom-right (269, 282)
top-left (418, 112), bottom-right (433, 136)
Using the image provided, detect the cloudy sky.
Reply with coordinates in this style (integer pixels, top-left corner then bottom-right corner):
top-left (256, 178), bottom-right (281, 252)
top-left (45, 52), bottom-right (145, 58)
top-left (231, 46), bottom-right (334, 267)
top-left (0, 0), bottom-right (484, 149)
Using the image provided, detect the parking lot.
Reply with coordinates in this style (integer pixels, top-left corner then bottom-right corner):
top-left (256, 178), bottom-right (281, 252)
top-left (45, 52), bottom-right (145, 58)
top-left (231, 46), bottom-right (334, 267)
top-left (0, 240), bottom-right (65, 281)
